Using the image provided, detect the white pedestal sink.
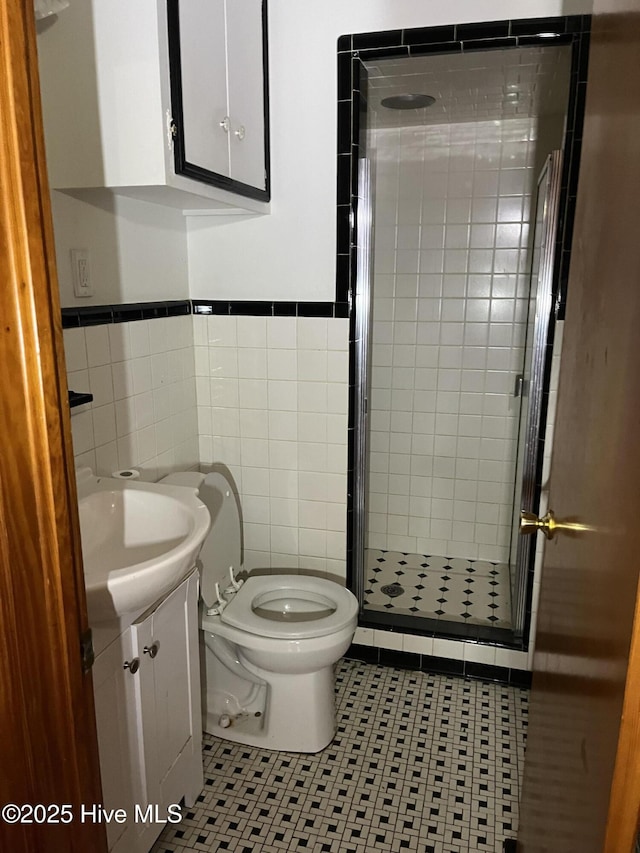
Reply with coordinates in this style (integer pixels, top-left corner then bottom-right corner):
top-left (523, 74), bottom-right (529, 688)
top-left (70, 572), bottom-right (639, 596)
top-left (76, 469), bottom-right (211, 623)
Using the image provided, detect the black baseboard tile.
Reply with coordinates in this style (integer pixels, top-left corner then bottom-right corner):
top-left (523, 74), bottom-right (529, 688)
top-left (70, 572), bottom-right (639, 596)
top-left (344, 643), bottom-right (380, 664)
top-left (503, 839), bottom-right (518, 852)
top-left (509, 668), bottom-right (533, 688)
top-left (344, 643), bottom-right (532, 687)
top-left (422, 654), bottom-right (465, 677)
top-left (379, 649), bottom-right (422, 670)
top-left (465, 662), bottom-right (510, 683)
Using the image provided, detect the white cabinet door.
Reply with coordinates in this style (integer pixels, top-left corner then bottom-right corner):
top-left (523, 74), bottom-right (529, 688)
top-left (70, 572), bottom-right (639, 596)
top-left (133, 572), bottom-right (203, 816)
top-left (92, 630), bottom-right (143, 853)
top-left (176, 0), bottom-right (230, 178)
top-left (149, 583), bottom-right (193, 784)
top-left (226, 0), bottom-right (267, 191)
top-left (168, 0), bottom-right (269, 198)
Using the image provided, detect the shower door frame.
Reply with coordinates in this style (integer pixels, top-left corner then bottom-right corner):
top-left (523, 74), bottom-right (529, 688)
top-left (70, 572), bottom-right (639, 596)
top-left (339, 16), bottom-right (592, 648)
top-left (510, 150), bottom-right (564, 636)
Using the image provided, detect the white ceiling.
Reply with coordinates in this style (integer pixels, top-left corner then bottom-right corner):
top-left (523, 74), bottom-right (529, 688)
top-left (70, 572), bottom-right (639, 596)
top-left (365, 45), bottom-right (571, 127)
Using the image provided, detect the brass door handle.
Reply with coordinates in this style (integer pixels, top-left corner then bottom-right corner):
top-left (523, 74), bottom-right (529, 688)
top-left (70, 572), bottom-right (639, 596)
top-left (521, 509), bottom-right (592, 540)
top-left (520, 510), bottom-right (558, 540)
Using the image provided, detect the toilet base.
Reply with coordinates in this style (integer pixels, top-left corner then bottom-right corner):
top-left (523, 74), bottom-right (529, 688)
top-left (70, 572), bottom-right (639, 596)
top-left (203, 664), bottom-right (337, 753)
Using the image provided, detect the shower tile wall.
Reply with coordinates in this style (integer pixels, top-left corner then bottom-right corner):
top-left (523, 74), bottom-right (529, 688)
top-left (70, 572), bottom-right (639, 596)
top-left (194, 314), bottom-right (350, 583)
top-left (64, 315), bottom-right (198, 478)
top-left (356, 318), bottom-right (565, 672)
top-left (367, 117), bottom-right (538, 564)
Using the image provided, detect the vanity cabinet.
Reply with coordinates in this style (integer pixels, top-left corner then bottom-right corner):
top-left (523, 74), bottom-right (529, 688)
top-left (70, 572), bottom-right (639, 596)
top-left (36, 0), bottom-right (270, 213)
top-left (92, 571), bottom-right (202, 853)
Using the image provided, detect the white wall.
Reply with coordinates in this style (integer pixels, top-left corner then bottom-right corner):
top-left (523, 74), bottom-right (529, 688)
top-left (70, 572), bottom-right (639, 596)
top-left (50, 191), bottom-right (189, 307)
top-left (37, 24), bottom-right (189, 309)
top-left (187, 0), bottom-right (591, 303)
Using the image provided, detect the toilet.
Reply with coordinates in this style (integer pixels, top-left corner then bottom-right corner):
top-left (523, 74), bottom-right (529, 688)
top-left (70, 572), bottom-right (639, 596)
top-left (160, 469), bottom-right (358, 753)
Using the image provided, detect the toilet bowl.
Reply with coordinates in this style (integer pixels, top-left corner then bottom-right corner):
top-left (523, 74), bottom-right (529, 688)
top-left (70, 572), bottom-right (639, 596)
top-left (160, 469), bottom-right (358, 753)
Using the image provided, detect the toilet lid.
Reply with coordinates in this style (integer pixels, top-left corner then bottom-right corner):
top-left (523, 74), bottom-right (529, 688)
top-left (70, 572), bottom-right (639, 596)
top-left (220, 575), bottom-right (358, 640)
top-left (197, 472), bottom-right (242, 610)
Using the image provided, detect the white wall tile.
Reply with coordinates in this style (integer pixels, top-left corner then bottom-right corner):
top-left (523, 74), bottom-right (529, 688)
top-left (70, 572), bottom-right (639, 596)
top-left (367, 116), bottom-right (537, 563)
top-left (63, 328), bottom-right (88, 372)
top-left (65, 316), bottom-right (198, 478)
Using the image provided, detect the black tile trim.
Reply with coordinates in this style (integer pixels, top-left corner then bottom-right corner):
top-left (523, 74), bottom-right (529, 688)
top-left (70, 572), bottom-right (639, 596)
top-left (457, 20), bottom-right (510, 40)
top-left (339, 17), bottom-right (590, 63)
top-left (463, 36), bottom-right (518, 52)
top-left (61, 300), bottom-right (191, 329)
top-left (61, 299), bottom-right (349, 328)
top-left (402, 25), bottom-right (456, 45)
top-left (229, 301), bottom-right (273, 316)
top-left (61, 306), bottom-right (114, 328)
top-left (359, 608), bottom-right (521, 649)
top-left (192, 300), bottom-right (344, 318)
top-left (340, 15), bottom-right (591, 649)
top-left (344, 644), bottom-right (532, 688)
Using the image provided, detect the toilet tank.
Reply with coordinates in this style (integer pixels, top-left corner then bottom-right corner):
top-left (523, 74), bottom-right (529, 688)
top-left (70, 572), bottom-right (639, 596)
top-left (161, 470), bottom-right (242, 609)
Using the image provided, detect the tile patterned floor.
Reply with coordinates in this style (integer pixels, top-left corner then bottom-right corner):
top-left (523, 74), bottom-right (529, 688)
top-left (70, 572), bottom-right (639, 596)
top-left (153, 660), bottom-right (528, 853)
top-left (363, 550), bottom-right (512, 630)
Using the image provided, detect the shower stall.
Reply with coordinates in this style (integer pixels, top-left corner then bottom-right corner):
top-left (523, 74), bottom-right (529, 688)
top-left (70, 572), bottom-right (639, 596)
top-left (342, 27), bottom-right (585, 643)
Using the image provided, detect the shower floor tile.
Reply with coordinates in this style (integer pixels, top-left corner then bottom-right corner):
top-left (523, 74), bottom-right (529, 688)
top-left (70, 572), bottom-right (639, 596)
top-left (153, 660), bottom-right (527, 853)
top-left (363, 549), bottom-right (513, 630)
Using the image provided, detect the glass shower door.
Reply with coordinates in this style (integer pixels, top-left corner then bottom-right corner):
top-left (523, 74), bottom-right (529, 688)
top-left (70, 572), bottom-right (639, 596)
top-left (510, 150), bottom-right (563, 635)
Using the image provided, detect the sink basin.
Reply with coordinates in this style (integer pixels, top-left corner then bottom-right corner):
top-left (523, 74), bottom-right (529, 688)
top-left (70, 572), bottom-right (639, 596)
top-left (76, 470), bottom-right (211, 623)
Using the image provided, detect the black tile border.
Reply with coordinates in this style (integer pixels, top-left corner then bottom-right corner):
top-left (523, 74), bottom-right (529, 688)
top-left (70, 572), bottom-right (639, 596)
top-left (60, 299), bottom-right (350, 329)
top-left (339, 15), bottom-right (591, 652)
top-left (192, 300), bottom-right (347, 319)
top-left (61, 299), bottom-right (192, 329)
top-left (345, 643), bottom-right (533, 688)
top-left (359, 608), bottom-right (519, 648)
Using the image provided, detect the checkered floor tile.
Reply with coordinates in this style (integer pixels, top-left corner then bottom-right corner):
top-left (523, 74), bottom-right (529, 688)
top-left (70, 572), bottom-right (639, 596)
top-left (153, 660), bottom-right (527, 853)
top-left (363, 549), bottom-right (512, 630)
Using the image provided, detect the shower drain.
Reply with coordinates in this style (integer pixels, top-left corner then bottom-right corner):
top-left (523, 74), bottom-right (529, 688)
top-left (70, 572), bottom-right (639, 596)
top-left (381, 582), bottom-right (405, 598)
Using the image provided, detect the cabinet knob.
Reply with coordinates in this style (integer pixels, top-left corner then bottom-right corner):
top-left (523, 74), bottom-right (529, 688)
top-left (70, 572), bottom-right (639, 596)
top-left (143, 643), bottom-right (159, 659)
top-left (123, 658), bottom-right (140, 674)
top-left (234, 125), bottom-right (246, 141)
top-left (220, 116), bottom-right (230, 133)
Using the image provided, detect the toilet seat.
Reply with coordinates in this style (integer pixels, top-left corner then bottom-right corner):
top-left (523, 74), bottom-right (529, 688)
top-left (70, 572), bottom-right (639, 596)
top-left (220, 575), bottom-right (358, 641)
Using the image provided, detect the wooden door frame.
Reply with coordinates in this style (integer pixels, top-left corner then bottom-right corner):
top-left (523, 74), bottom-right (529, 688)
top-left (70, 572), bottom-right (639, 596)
top-left (0, 0), bottom-right (106, 850)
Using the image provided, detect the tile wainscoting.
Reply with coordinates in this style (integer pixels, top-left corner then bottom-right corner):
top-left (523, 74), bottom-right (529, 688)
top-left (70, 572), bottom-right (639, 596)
top-left (62, 306), bottom-right (563, 672)
top-left (194, 314), bottom-right (350, 584)
top-left (64, 313), bottom-right (198, 480)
